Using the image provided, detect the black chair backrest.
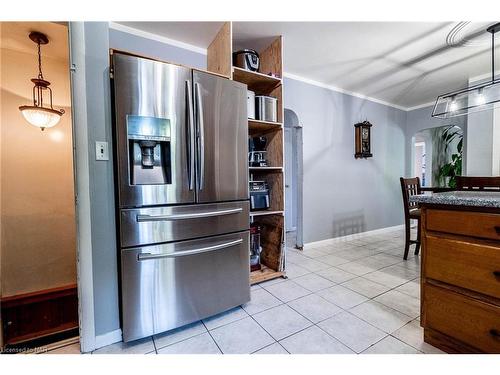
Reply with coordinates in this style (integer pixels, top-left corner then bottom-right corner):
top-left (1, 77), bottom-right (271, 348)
top-left (400, 177), bottom-right (421, 215)
top-left (456, 176), bottom-right (500, 191)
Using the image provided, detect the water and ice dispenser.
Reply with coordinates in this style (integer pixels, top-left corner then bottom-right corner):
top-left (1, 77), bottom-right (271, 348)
top-left (127, 115), bottom-right (172, 185)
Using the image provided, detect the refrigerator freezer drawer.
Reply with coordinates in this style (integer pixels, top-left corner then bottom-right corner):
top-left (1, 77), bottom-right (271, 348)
top-left (120, 201), bottom-right (250, 248)
top-left (121, 231), bottom-right (250, 342)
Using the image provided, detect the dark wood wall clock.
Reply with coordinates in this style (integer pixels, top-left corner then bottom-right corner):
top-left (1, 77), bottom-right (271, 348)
top-left (354, 120), bottom-right (373, 159)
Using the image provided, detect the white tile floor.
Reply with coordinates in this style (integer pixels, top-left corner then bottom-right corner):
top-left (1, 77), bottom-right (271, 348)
top-left (91, 227), bottom-right (445, 354)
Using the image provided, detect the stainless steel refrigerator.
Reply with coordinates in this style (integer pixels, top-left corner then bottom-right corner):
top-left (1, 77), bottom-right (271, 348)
top-left (111, 52), bottom-right (250, 342)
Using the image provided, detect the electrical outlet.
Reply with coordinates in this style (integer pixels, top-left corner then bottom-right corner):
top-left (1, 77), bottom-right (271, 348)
top-left (95, 141), bottom-right (109, 161)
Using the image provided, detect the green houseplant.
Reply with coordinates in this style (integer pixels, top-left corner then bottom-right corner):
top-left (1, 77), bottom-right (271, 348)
top-left (437, 125), bottom-right (463, 188)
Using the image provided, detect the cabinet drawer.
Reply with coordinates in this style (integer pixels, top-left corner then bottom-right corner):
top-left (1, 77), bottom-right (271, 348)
top-left (121, 231), bottom-right (251, 342)
top-left (120, 201), bottom-right (249, 247)
top-left (424, 284), bottom-right (500, 353)
top-left (425, 235), bottom-right (500, 298)
top-left (426, 209), bottom-right (500, 241)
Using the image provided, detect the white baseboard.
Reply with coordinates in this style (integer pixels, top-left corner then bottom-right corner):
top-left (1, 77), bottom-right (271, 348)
top-left (94, 329), bottom-right (123, 350)
top-left (305, 224), bottom-right (404, 248)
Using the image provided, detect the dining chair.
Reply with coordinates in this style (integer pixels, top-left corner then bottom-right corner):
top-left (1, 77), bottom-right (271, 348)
top-left (400, 177), bottom-right (422, 260)
top-left (456, 176), bottom-right (500, 191)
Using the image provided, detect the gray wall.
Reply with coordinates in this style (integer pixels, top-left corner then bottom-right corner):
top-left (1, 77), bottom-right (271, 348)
top-left (284, 78), bottom-right (407, 243)
top-left (81, 24), bottom-right (208, 338)
top-left (466, 77), bottom-right (494, 176)
top-left (405, 105), bottom-right (467, 177)
top-left (109, 29), bottom-right (207, 69)
top-left (81, 22), bottom-right (120, 337)
top-left (466, 110), bottom-right (493, 175)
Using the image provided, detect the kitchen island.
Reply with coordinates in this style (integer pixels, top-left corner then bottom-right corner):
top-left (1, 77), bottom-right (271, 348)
top-left (411, 191), bottom-right (500, 353)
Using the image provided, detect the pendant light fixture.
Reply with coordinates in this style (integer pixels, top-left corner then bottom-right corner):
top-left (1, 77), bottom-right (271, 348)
top-left (18, 32), bottom-right (65, 131)
top-left (432, 22), bottom-right (500, 119)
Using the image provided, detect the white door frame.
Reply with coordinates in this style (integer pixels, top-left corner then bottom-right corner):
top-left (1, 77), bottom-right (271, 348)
top-left (68, 22), bottom-right (96, 353)
top-left (284, 109), bottom-right (304, 250)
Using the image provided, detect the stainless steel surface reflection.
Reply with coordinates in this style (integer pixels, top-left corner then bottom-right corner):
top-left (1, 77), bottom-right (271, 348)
top-left (111, 52), bottom-right (250, 342)
top-left (113, 53), bottom-right (194, 207)
top-left (120, 201), bottom-right (249, 247)
top-left (121, 232), bottom-right (250, 342)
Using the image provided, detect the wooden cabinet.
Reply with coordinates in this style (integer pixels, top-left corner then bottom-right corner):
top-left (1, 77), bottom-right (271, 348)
top-left (421, 206), bottom-right (500, 353)
top-left (424, 284), bottom-right (500, 353)
top-left (425, 234), bottom-right (500, 299)
top-left (427, 209), bottom-right (500, 241)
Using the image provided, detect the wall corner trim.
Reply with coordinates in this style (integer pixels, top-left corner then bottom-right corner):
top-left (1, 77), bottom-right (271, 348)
top-left (304, 224), bottom-right (404, 248)
top-left (94, 329), bottom-right (123, 351)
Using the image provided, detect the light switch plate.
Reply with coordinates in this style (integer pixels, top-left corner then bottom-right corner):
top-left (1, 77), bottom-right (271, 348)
top-left (95, 141), bottom-right (109, 161)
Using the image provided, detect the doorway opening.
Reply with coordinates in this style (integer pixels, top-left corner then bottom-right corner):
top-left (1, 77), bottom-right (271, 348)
top-left (284, 109), bottom-right (303, 250)
top-left (412, 125), bottom-right (464, 188)
top-left (0, 22), bottom-right (79, 353)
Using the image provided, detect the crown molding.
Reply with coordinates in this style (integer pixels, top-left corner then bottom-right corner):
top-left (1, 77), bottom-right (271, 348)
top-left (108, 22), bottom-right (207, 55)
top-left (405, 101), bottom-right (436, 112)
top-left (283, 72), bottom-right (409, 111)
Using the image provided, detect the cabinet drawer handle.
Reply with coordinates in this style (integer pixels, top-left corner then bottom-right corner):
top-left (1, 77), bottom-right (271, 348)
top-left (493, 271), bottom-right (500, 278)
top-left (490, 329), bottom-right (500, 338)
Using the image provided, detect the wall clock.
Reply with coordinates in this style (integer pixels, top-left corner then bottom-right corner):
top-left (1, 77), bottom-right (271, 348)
top-left (354, 120), bottom-right (373, 159)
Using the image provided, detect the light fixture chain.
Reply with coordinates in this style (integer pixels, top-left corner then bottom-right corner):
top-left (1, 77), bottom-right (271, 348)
top-left (37, 41), bottom-right (43, 80)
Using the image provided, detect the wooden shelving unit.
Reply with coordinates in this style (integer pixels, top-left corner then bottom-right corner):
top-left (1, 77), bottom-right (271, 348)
top-left (231, 67), bottom-right (282, 92)
top-left (250, 210), bottom-right (284, 217)
top-left (207, 23), bottom-right (286, 285)
top-left (249, 167), bottom-right (283, 172)
top-left (248, 119), bottom-right (283, 135)
top-left (250, 266), bottom-right (285, 284)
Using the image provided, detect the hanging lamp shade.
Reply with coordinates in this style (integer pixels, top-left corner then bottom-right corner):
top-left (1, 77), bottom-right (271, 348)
top-left (20, 104), bottom-right (64, 129)
top-left (432, 22), bottom-right (500, 119)
top-left (432, 79), bottom-right (500, 119)
top-left (18, 32), bottom-right (64, 131)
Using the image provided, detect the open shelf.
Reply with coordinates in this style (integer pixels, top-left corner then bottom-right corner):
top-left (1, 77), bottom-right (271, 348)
top-left (249, 128), bottom-right (283, 168)
top-left (249, 167), bottom-right (283, 172)
top-left (232, 67), bottom-right (282, 92)
top-left (250, 210), bottom-right (284, 217)
top-left (248, 119), bottom-right (283, 135)
top-left (250, 265), bottom-right (285, 285)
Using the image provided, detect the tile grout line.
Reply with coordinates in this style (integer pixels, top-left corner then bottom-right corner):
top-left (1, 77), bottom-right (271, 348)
top-left (151, 336), bottom-right (158, 354)
top-left (154, 330), bottom-right (207, 353)
top-left (250, 341), bottom-right (290, 354)
top-left (201, 320), bottom-right (224, 354)
top-left (313, 320), bottom-right (369, 354)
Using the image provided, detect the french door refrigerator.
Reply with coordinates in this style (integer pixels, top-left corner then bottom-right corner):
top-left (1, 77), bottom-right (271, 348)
top-left (111, 52), bottom-right (250, 342)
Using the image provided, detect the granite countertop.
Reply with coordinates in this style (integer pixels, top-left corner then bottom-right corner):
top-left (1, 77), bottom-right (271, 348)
top-left (410, 190), bottom-right (500, 209)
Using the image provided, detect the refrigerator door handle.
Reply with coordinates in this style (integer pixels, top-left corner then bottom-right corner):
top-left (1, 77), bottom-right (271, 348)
top-left (136, 207), bottom-right (243, 222)
top-left (195, 82), bottom-right (205, 190)
top-left (186, 80), bottom-right (195, 191)
top-left (137, 239), bottom-right (243, 261)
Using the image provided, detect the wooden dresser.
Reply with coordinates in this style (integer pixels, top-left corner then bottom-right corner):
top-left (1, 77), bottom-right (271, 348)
top-left (413, 191), bottom-right (500, 353)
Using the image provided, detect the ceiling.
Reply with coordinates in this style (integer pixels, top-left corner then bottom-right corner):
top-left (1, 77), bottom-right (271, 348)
top-left (0, 22), bottom-right (69, 61)
top-left (118, 21), bottom-right (499, 109)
